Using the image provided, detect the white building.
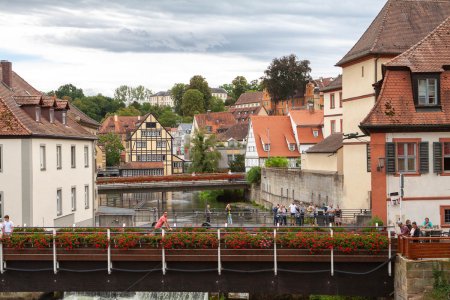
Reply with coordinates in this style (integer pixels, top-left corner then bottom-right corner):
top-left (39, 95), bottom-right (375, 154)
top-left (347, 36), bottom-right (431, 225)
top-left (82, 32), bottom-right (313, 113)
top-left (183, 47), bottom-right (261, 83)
top-left (0, 60), bottom-right (96, 227)
top-left (149, 91), bottom-right (173, 107)
top-left (211, 88), bottom-right (228, 101)
top-left (321, 75), bottom-right (343, 138)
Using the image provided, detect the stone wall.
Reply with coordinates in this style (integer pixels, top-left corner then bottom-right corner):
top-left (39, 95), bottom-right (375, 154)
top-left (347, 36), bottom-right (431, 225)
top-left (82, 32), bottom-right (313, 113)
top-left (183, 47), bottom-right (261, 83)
top-left (260, 168), bottom-right (343, 208)
top-left (395, 255), bottom-right (450, 299)
top-left (248, 184), bottom-right (273, 210)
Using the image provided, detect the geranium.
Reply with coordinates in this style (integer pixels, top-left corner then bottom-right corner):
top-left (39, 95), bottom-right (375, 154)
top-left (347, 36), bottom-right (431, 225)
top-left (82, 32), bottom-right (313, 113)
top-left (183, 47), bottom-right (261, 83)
top-left (224, 233), bottom-right (273, 249)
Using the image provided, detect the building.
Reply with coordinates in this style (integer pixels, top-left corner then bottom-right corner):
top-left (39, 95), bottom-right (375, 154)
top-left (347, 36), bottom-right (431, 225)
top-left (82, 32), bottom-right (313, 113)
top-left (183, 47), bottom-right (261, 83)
top-left (228, 91), bottom-right (267, 123)
top-left (192, 111), bottom-right (237, 136)
top-left (99, 114), bottom-right (183, 176)
top-left (360, 16), bottom-right (450, 227)
top-left (217, 122), bottom-right (248, 170)
top-left (172, 123), bottom-right (192, 159)
top-left (336, 0), bottom-right (450, 210)
top-left (149, 91), bottom-right (173, 107)
top-left (288, 109), bottom-right (324, 153)
top-left (321, 75), bottom-right (343, 137)
top-left (0, 60), bottom-right (96, 227)
top-left (211, 88), bottom-right (228, 101)
top-left (302, 133), bottom-right (343, 175)
top-left (245, 115), bottom-right (300, 171)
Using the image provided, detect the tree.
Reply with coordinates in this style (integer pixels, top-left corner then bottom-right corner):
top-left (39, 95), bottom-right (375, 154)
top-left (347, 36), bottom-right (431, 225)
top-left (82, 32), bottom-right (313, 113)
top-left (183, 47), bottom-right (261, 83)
top-left (189, 129), bottom-right (221, 173)
top-left (114, 85), bottom-right (132, 104)
top-left (265, 157), bottom-right (289, 168)
top-left (131, 85), bottom-right (152, 103)
top-left (248, 79), bottom-right (263, 92)
top-left (114, 85), bottom-right (152, 105)
top-left (115, 106), bottom-right (141, 116)
top-left (72, 94), bottom-right (124, 122)
top-left (181, 89), bottom-right (205, 117)
top-left (262, 54), bottom-right (311, 102)
top-left (98, 133), bottom-right (125, 166)
top-left (158, 110), bottom-right (182, 128)
top-left (229, 154), bottom-right (245, 172)
top-left (246, 166), bottom-right (261, 184)
top-left (210, 96), bottom-right (225, 112)
top-left (232, 76), bottom-right (248, 101)
top-left (49, 84), bottom-right (84, 101)
top-left (189, 75), bottom-right (212, 111)
top-left (171, 83), bottom-right (188, 115)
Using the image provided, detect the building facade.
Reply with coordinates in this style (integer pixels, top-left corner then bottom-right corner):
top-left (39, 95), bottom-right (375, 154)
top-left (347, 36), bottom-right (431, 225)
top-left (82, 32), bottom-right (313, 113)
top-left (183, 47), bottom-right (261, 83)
top-left (321, 75), bottom-right (343, 138)
top-left (228, 91), bottom-right (267, 123)
top-left (211, 88), bottom-right (228, 101)
top-left (149, 91), bottom-right (173, 107)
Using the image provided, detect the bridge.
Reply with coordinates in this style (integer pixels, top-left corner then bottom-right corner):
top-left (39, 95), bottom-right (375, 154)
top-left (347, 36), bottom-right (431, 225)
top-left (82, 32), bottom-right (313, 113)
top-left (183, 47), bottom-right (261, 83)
top-left (0, 227), bottom-right (399, 296)
top-left (97, 173), bottom-right (249, 193)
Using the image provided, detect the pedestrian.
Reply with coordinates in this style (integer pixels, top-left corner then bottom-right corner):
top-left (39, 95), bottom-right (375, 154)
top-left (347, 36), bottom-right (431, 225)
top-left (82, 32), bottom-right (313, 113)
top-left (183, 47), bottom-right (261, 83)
top-left (225, 203), bottom-right (232, 225)
top-left (2, 215), bottom-right (14, 236)
top-left (289, 202), bottom-right (297, 226)
top-left (334, 206), bottom-right (342, 226)
top-left (205, 205), bottom-right (211, 224)
top-left (272, 204), bottom-right (280, 226)
top-left (422, 217), bottom-right (433, 229)
top-left (154, 211), bottom-right (172, 231)
top-left (397, 221), bottom-right (410, 237)
top-left (279, 205), bottom-right (287, 226)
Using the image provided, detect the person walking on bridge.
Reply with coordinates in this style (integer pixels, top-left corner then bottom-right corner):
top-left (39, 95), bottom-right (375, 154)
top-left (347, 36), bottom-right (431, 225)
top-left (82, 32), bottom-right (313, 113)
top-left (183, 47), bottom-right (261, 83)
top-left (154, 212), bottom-right (172, 231)
top-left (225, 203), bottom-right (232, 225)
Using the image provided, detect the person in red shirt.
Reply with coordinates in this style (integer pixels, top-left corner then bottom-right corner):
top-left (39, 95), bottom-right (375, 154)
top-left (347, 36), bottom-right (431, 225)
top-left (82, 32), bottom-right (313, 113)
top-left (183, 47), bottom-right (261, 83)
top-left (154, 212), bottom-right (172, 231)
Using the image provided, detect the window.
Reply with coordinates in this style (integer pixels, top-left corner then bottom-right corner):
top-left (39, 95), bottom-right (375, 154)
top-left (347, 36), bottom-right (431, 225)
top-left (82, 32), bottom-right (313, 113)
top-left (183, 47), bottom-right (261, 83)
top-left (361, 66), bottom-right (364, 77)
top-left (173, 162), bottom-right (183, 168)
top-left (57, 189), bottom-right (62, 216)
top-left (40, 145), bottom-right (46, 170)
top-left (84, 185), bottom-right (89, 209)
top-left (264, 144), bottom-right (270, 151)
top-left (441, 206), bottom-right (450, 228)
top-left (0, 145), bottom-right (2, 173)
top-left (289, 143), bottom-right (296, 151)
top-left (49, 108), bottom-right (55, 123)
top-left (330, 120), bottom-right (336, 134)
top-left (339, 92), bottom-right (342, 108)
top-left (434, 140), bottom-right (450, 173)
top-left (84, 146), bottom-right (89, 167)
top-left (35, 106), bottom-right (41, 122)
top-left (206, 126), bottom-right (212, 133)
top-left (136, 154), bottom-right (165, 162)
top-left (71, 145), bottom-right (76, 168)
top-left (56, 145), bottom-right (62, 169)
top-left (418, 78), bottom-right (438, 105)
top-left (71, 187), bottom-right (76, 211)
top-left (444, 142), bottom-right (450, 172)
top-left (313, 130), bottom-right (319, 137)
top-left (330, 94), bottom-right (335, 109)
top-left (157, 141), bottom-right (166, 148)
top-left (146, 122), bottom-right (157, 128)
top-left (248, 146), bottom-right (255, 152)
top-left (397, 143), bottom-right (417, 173)
top-left (366, 144), bottom-right (371, 172)
top-left (62, 111), bottom-right (67, 125)
top-left (136, 141), bottom-right (147, 148)
top-left (340, 119), bottom-right (343, 133)
top-left (227, 154), bottom-right (234, 163)
top-left (141, 129), bottom-right (161, 137)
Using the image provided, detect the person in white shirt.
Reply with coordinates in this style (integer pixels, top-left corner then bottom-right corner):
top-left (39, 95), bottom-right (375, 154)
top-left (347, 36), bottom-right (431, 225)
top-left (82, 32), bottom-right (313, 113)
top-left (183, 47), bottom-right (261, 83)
top-left (3, 215), bottom-right (14, 235)
top-left (288, 202), bottom-right (297, 226)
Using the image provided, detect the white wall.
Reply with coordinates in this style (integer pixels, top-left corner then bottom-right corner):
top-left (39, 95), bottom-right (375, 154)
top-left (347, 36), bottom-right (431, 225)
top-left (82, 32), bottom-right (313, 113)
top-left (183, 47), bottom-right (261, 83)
top-left (323, 90), bottom-right (343, 138)
top-left (244, 121), bottom-right (259, 172)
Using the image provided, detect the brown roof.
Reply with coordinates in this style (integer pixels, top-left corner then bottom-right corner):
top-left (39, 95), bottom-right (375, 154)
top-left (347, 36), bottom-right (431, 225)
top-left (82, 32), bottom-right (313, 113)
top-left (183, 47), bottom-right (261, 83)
top-left (119, 162), bottom-right (164, 169)
top-left (337, 0), bottom-right (450, 66)
top-left (320, 75), bottom-right (342, 92)
top-left (217, 122), bottom-right (249, 142)
top-left (289, 109), bottom-right (324, 126)
top-left (0, 64), bottom-right (96, 140)
top-left (385, 16), bottom-right (450, 72)
top-left (250, 115), bottom-right (299, 158)
top-left (306, 133), bottom-right (343, 153)
top-left (68, 102), bottom-right (100, 128)
top-left (235, 91), bottom-right (264, 105)
top-left (194, 111), bottom-right (237, 134)
top-left (98, 115), bottom-right (144, 135)
top-left (228, 105), bottom-right (264, 122)
top-left (313, 77), bottom-right (334, 90)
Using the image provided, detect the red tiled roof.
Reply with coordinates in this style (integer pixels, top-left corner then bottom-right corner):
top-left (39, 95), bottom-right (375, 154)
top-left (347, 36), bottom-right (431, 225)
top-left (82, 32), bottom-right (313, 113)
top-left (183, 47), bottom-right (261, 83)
top-left (289, 109), bottom-right (324, 126)
top-left (0, 97), bottom-right (30, 135)
top-left (119, 162), bottom-right (164, 169)
top-left (250, 115), bottom-right (299, 158)
top-left (297, 127), bottom-right (323, 144)
top-left (235, 91), bottom-right (264, 105)
top-left (99, 115), bottom-right (144, 135)
top-left (228, 106), bottom-right (264, 122)
top-left (313, 77), bottom-right (334, 90)
top-left (194, 111), bottom-right (237, 134)
top-left (337, 0), bottom-right (450, 66)
top-left (385, 16), bottom-right (450, 72)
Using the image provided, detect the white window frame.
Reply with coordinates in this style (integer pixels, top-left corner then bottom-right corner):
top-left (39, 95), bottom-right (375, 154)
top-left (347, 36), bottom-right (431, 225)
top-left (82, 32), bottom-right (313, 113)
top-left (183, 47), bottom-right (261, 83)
top-left (40, 144), bottom-right (46, 171)
top-left (71, 145), bottom-right (76, 168)
top-left (56, 145), bottom-right (62, 170)
top-left (136, 141), bottom-right (147, 148)
top-left (418, 78), bottom-right (438, 106)
top-left (57, 188), bottom-right (62, 216)
top-left (313, 130), bottom-right (319, 137)
top-left (264, 144), bottom-right (270, 152)
top-left (49, 108), bottom-right (55, 123)
top-left (35, 106), bottom-right (41, 122)
top-left (84, 146), bottom-right (89, 168)
top-left (157, 140), bottom-right (166, 148)
top-left (71, 186), bottom-right (76, 211)
top-left (84, 185), bottom-right (89, 209)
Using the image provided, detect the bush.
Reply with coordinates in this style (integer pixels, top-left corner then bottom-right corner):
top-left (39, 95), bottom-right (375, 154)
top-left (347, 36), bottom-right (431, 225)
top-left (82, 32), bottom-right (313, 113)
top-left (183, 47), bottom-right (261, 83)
top-left (246, 166), bottom-right (261, 184)
top-left (265, 157), bottom-right (288, 168)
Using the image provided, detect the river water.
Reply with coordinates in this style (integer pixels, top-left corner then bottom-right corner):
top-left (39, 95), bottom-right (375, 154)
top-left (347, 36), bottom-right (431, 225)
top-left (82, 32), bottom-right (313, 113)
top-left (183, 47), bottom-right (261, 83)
top-left (63, 292), bottom-right (209, 299)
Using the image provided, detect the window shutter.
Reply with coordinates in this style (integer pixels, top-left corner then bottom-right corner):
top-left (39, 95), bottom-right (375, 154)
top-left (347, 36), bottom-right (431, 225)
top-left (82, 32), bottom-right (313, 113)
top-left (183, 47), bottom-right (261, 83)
top-left (419, 142), bottom-right (429, 173)
top-left (366, 144), bottom-right (371, 172)
top-left (385, 142), bottom-right (396, 174)
top-left (433, 142), bottom-right (442, 173)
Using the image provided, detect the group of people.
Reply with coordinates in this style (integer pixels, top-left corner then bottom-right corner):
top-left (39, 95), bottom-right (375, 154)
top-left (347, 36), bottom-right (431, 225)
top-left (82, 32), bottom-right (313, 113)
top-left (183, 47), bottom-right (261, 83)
top-left (272, 202), bottom-right (342, 226)
top-left (397, 217), bottom-right (434, 238)
top-left (0, 215), bottom-right (14, 238)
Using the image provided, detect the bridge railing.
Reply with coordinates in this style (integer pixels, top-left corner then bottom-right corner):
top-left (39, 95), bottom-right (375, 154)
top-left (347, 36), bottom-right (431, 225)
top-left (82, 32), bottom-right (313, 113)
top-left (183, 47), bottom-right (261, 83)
top-left (397, 235), bottom-right (450, 260)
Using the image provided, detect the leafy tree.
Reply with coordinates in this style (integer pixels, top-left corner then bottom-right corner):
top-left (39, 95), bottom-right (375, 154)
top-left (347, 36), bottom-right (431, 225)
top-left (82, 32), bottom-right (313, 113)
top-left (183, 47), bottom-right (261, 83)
top-left (98, 133), bottom-right (125, 166)
top-left (189, 129), bottom-right (221, 173)
top-left (72, 94), bottom-right (124, 122)
top-left (210, 96), bottom-right (225, 112)
top-left (49, 84), bottom-right (85, 102)
top-left (114, 85), bottom-right (132, 104)
top-left (158, 110), bottom-right (182, 128)
top-left (265, 156), bottom-right (289, 168)
top-left (131, 85), bottom-right (152, 103)
top-left (219, 83), bottom-right (233, 97)
top-left (182, 89), bottom-right (205, 117)
top-left (189, 75), bottom-right (212, 111)
top-left (129, 101), bottom-right (142, 111)
top-left (171, 83), bottom-right (188, 115)
top-left (248, 79), bottom-right (263, 92)
top-left (229, 154), bottom-right (245, 172)
top-left (115, 106), bottom-right (141, 116)
top-left (232, 76), bottom-right (248, 101)
top-left (262, 54), bottom-right (311, 102)
top-left (246, 166), bottom-right (261, 184)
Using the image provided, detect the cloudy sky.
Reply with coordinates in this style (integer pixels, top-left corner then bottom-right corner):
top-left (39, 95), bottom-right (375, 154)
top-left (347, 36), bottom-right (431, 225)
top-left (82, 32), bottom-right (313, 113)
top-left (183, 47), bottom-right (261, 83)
top-left (0, 0), bottom-right (385, 96)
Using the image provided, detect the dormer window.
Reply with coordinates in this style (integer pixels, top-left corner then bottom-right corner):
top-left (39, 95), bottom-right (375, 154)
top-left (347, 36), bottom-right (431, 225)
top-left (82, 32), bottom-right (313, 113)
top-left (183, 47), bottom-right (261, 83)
top-left (62, 111), bottom-right (67, 125)
top-left (313, 130), bottom-right (319, 137)
top-left (413, 74), bottom-right (440, 108)
top-left (35, 106), bottom-right (41, 122)
top-left (289, 143), bottom-right (296, 151)
top-left (206, 126), bottom-right (212, 133)
top-left (49, 108), bottom-right (55, 124)
top-left (264, 144), bottom-right (270, 151)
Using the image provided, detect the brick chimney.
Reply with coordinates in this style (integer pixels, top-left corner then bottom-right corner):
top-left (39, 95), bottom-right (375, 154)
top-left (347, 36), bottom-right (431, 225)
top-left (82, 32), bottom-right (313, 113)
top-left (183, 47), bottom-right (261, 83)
top-left (1, 60), bottom-right (12, 88)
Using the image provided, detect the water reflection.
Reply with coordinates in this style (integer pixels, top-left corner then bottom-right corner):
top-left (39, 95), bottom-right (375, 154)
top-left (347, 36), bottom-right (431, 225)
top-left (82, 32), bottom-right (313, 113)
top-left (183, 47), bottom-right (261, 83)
top-left (63, 291), bottom-right (209, 299)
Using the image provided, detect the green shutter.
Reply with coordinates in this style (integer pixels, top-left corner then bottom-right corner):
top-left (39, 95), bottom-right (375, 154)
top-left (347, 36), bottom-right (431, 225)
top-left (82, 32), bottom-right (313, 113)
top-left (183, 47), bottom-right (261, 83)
top-left (386, 142), bottom-right (396, 174)
top-left (433, 142), bottom-right (442, 173)
top-left (419, 142), bottom-right (429, 173)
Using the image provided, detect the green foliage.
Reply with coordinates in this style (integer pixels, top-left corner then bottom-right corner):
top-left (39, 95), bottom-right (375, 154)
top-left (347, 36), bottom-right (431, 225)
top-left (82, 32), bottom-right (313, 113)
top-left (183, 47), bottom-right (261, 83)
top-left (189, 75), bottom-right (212, 111)
top-left (72, 94), bottom-right (125, 122)
top-left (210, 96), bottom-right (225, 112)
top-left (158, 110), bottom-right (182, 128)
top-left (114, 106), bottom-right (141, 116)
top-left (229, 154), bottom-right (245, 172)
top-left (170, 83), bottom-right (188, 115)
top-left (265, 156), bottom-right (289, 168)
top-left (48, 83), bottom-right (84, 102)
top-left (220, 76), bottom-right (264, 105)
top-left (182, 89), bottom-right (205, 117)
top-left (262, 54), bottom-right (311, 101)
top-left (368, 216), bottom-right (384, 227)
top-left (425, 269), bottom-right (450, 299)
top-left (231, 76), bottom-right (248, 102)
top-left (98, 133), bottom-right (125, 166)
top-left (113, 85), bottom-right (152, 104)
top-left (246, 166), bottom-right (261, 184)
top-left (189, 129), bottom-right (221, 173)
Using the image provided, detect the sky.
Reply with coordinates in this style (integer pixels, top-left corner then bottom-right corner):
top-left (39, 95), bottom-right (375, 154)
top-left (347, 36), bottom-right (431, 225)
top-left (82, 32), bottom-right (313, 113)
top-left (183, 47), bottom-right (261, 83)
top-left (0, 0), bottom-right (386, 97)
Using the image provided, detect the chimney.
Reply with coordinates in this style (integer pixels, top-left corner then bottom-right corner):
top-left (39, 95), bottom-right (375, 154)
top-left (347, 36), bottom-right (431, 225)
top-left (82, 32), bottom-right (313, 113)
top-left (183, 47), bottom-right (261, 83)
top-left (1, 60), bottom-right (12, 88)
top-left (308, 102), bottom-right (315, 113)
top-left (114, 114), bottom-right (118, 122)
top-left (138, 115), bottom-right (141, 121)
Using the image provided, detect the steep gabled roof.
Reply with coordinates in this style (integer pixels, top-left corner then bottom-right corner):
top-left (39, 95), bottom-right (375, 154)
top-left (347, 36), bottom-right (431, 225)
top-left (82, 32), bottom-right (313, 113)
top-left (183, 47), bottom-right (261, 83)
top-left (337, 0), bottom-right (450, 66)
top-left (289, 109), bottom-right (324, 127)
top-left (217, 122), bottom-right (248, 142)
top-left (99, 115), bottom-right (144, 135)
top-left (235, 91), bottom-right (264, 105)
top-left (194, 111), bottom-right (237, 134)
